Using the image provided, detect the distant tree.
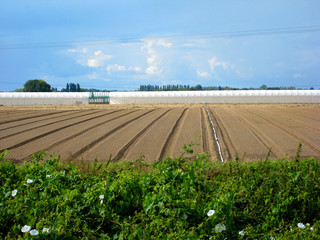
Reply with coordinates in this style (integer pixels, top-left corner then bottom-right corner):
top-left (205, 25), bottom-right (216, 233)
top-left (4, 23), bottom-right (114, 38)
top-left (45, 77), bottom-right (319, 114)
top-left (24, 79), bottom-right (52, 92)
top-left (14, 88), bottom-right (24, 92)
top-left (66, 84), bottom-right (70, 92)
top-left (260, 84), bottom-right (267, 90)
top-left (76, 84), bottom-right (80, 92)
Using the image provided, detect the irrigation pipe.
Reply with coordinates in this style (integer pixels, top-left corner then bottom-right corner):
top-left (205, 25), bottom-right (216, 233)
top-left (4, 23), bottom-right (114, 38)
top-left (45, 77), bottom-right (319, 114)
top-left (205, 106), bottom-right (224, 163)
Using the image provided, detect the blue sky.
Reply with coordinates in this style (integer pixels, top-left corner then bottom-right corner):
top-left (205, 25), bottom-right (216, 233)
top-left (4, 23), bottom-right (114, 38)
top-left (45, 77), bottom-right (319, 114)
top-left (1, 0), bottom-right (320, 91)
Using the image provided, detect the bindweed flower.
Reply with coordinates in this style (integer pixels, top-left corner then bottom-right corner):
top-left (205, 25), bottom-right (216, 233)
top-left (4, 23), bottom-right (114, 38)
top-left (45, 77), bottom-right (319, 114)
top-left (12, 189), bottom-right (17, 197)
top-left (239, 230), bottom-right (245, 236)
top-left (270, 236), bottom-right (275, 240)
top-left (21, 225), bottom-right (31, 233)
top-left (43, 227), bottom-right (50, 233)
top-left (46, 175), bottom-right (51, 178)
top-left (215, 223), bottom-right (226, 232)
top-left (30, 229), bottom-right (39, 236)
top-left (306, 223), bottom-right (310, 226)
top-left (99, 195), bottom-right (104, 199)
top-left (27, 179), bottom-right (34, 184)
top-left (100, 200), bottom-right (103, 204)
top-left (310, 227), bottom-right (314, 231)
top-left (298, 223), bottom-right (305, 229)
top-left (207, 209), bottom-right (215, 216)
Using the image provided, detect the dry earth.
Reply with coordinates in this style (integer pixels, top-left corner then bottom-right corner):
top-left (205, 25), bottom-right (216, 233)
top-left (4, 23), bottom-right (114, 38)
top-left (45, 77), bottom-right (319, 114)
top-left (0, 104), bottom-right (319, 163)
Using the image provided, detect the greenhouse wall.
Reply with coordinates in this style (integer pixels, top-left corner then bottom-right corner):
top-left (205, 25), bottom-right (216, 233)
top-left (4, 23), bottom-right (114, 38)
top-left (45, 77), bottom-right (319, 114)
top-left (109, 90), bottom-right (320, 104)
top-left (0, 92), bottom-right (90, 105)
top-left (0, 90), bottom-right (319, 105)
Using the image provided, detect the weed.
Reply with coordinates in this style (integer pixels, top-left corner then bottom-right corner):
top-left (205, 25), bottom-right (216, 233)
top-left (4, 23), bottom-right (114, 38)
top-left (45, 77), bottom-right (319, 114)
top-left (0, 143), bottom-right (319, 239)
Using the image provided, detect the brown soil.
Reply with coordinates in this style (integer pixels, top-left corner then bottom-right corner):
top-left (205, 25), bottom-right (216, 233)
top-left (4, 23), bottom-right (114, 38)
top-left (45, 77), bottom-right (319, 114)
top-left (0, 104), bottom-right (319, 163)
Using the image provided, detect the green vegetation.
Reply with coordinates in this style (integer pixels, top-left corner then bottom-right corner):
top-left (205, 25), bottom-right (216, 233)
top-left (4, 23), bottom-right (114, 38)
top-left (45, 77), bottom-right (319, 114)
top-left (138, 84), bottom-right (299, 91)
top-left (23, 79), bottom-right (52, 92)
top-left (1, 144), bottom-right (319, 239)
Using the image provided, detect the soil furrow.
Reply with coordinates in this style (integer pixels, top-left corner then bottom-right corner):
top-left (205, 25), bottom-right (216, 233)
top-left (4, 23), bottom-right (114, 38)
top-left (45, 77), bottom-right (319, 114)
top-left (112, 109), bottom-right (171, 161)
top-left (122, 108), bottom-right (185, 163)
top-left (227, 109), bottom-right (282, 159)
top-left (0, 110), bottom-right (108, 140)
top-left (71, 110), bottom-right (156, 159)
top-left (243, 109), bottom-right (320, 155)
top-left (202, 107), bottom-right (222, 161)
top-left (0, 110), bottom-right (83, 131)
top-left (209, 107), bottom-right (236, 161)
top-left (200, 107), bottom-right (208, 153)
top-left (0, 110), bottom-right (118, 152)
top-left (0, 111), bottom-right (67, 124)
top-left (159, 108), bottom-right (188, 160)
top-left (27, 110), bottom-right (136, 158)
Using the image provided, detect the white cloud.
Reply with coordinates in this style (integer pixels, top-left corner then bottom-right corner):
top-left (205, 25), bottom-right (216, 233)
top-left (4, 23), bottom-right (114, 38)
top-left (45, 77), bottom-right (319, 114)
top-left (146, 66), bottom-right (159, 75)
top-left (141, 39), bottom-right (172, 76)
top-left (128, 66), bottom-right (142, 72)
top-left (68, 48), bottom-right (88, 53)
top-left (88, 72), bottom-right (98, 79)
top-left (208, 57), bottom-right (229, 73)
top-left (87, 59), bottom-right (99, 67)
top-left (293, 73), bottom-right (305, 78)
top-left (106, 64), bottom-right (126, 72)
top-left (147, 55), bottom-right (157, 64)
top-left (197, 70), bottom-right (210, 78)
top-left (87, 54), bottom-right (112, 68)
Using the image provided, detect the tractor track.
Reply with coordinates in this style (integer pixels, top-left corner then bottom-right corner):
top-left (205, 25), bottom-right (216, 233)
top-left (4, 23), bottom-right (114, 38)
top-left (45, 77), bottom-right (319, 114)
top-left (0, 110), bottom-right (110, 140)
top-left (0, 110), bottom-right (121, 153)
top-left (243, 109), bottom-right (320, 155)
top-left (112, 109), bottom-right (172, 161)
top-left (159, 108), bottom-right (188, 160)
top-left (71, 109), bottom-right (156, 159)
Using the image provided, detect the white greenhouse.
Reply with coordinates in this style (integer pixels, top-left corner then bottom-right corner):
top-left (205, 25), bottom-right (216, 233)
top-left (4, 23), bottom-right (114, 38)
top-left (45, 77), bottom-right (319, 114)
top-left (0, 90), bottom-right (319, 105)
top-left (109, 90), bottom-right (320, 104)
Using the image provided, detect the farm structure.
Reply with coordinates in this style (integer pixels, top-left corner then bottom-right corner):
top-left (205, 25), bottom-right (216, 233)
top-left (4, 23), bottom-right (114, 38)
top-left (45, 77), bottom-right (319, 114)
top-left (0, 104), bottom-right (319, 163)
top-left (0, 90), bottom-right (319, 105)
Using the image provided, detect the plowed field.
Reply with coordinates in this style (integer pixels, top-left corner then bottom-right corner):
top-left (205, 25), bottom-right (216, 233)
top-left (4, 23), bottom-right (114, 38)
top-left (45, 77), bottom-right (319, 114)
top-left (1, 104), bottom-right (319, 163)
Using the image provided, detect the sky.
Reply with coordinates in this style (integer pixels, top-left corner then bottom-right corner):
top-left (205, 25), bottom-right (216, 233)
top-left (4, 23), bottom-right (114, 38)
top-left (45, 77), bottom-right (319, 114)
top-left (1, 0), bottom-right (320, 91)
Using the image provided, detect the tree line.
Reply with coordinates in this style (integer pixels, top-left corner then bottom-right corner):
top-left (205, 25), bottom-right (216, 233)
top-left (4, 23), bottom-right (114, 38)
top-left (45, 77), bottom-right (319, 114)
top-left (138, 84), bottom-right (299, 91)
top-left (14, 80), bottom-right (109, 92)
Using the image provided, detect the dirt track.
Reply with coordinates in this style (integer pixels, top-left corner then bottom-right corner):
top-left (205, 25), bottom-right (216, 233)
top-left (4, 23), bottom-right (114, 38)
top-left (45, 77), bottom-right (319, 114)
top-left (0, 104), bottom-right (319, 163)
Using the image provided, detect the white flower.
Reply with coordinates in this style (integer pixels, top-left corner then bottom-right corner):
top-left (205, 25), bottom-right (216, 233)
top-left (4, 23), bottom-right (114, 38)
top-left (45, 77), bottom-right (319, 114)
top-left (298, 222), bottom-right (305, 229)
top-left (46, 175), bottom-right (51, 178)
top-left (42, 227), bottom-right (50, 233)
top-left (215, 223), bottom-right (226, 232)
top-left (21, 225), bottom-right (31, 233)
top-left (270, 236), bottom-right (275, 240)
top-left (100, 200), bottom-right (103, 204)
top-left (26, 179), bottom-right (34, 184)
top-left (310, 227), bottom-right (314, 231)
top-left (99, 195), bottom-right (104, 199)
top-left (306, 223), bottom-right (310, 226)
top-left (12, 189), bottom-right (17, 197)
top-left (30, 229), bottom-right (39, 236)
top-left (239, 230), bottom-right (245, 236)
top-left (207, 209), bottom-right (215, 216)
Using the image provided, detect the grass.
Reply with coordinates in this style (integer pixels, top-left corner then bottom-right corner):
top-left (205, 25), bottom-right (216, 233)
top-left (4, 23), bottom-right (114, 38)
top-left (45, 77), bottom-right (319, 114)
top-left (0, 144), bottom-right (319, 239)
